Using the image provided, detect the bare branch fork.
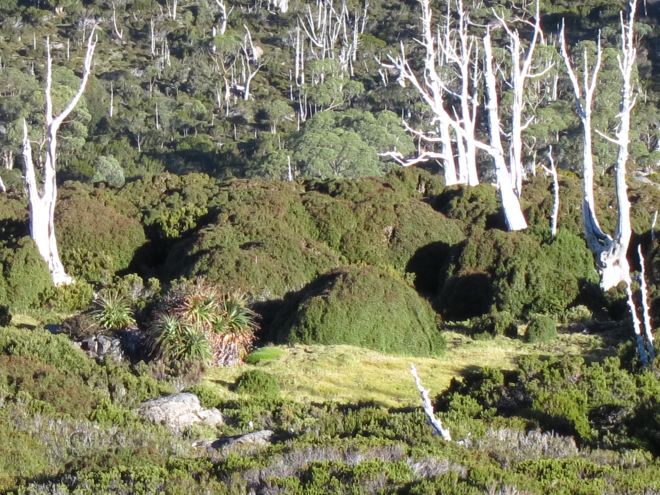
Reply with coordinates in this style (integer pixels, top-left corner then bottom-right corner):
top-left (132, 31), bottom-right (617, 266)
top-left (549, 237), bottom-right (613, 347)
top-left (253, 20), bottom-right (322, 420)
top-left (22, 26), bottom-right (98, 286)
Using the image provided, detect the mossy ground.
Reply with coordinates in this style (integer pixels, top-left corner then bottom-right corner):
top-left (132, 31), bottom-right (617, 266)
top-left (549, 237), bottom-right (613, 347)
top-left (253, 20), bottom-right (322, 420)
top-left (204, 329), bottom-right (620, 408)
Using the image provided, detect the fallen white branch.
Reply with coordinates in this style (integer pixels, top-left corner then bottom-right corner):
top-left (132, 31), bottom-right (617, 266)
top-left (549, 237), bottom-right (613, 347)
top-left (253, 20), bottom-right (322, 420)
top-left (410, 364), bottom-right (451, 441)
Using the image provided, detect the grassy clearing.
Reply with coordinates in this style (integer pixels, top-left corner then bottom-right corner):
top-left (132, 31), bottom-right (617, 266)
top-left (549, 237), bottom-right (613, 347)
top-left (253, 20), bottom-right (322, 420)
top-left (205, 329), bottom-right (618, 408)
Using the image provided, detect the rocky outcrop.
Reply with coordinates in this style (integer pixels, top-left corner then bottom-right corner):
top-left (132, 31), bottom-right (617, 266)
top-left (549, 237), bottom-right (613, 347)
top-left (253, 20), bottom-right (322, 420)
top-left (138, 393), bottom-right (224, 430)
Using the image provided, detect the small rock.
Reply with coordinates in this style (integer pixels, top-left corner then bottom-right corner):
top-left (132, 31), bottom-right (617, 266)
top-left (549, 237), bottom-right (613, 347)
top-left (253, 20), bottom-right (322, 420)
top-left (211, 429), bottom-right (274, 449)
top-left (138, 393), bottom-right (224, 430)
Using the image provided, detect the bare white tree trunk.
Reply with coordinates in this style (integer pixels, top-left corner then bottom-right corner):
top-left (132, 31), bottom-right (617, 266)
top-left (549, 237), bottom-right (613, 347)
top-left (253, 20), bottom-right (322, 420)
top-left (0, 175), bottom-right (6, 193)
top-left (411, 365), bottom-right (452, 441)
top-left (483, 28), bottom-right (527, 231)
top-left (561, 1), bottom-right (637, 291)
top-left (240, 25), bottom-right (264, 100)
top-left (214, 0), bottom-right (232, 35)
top-left (111, 1), bottom-right (124, 40)
top-left (494, 0), bottom-right (546, 197)
top-left (382, 0), bottom-right (460, 185)
top-left (22, 29), bottom-right (98, 286)
top-left (542, 146), bottom-right (559, 238)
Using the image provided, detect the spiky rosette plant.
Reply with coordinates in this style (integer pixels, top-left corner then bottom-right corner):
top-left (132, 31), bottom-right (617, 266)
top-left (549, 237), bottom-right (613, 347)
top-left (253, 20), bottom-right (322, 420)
top-left (147, 280), bottom-right (257, 371)
top-left (92, 289), bottom-right (136, 331)
top-left (209, 292), bottom-right (258, 366)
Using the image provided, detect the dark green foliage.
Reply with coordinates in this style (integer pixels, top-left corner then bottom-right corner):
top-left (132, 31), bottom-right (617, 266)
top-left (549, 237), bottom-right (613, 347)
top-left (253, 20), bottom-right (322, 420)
top-left (0, 305), bottom-right (10, 326)
top-left (123, 172), bottom-right (219, 240)
top-left (437, 354), bottom-right (659, 451)
top-left (55, 183), bottom-right (146, 284)
top-left (164, 180), bottom-right (341, 297)
top-left (471, 311), bottom-right (517, 337)
top-left (234, 369), bottom-right (281, 399)
top-left (41, 280), bottom-right (95, 312)
top-left (165, 173), bottom-right (463, 299)
top-left (526, 314), bottom-right (558, 343)
top-left (273, 266), bottom-right (444, 356)
top-left (0, 237), bottom-right (51, 309)
top-left (439, 229), bottom-right (598, 320)
top-left (434, 184), bottom-right (502, 232)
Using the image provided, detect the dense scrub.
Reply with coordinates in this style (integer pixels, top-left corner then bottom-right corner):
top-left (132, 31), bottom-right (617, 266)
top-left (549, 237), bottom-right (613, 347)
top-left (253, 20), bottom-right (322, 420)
top-left (1, 325), bottom-right (657, 494)
top-left (55, 183), bottom-right (147, 284)
top-left (272, 266), bottom-right (444, 356)
top-left (439, 228), bottom-right (598, 320)
top-left (163, 170), bottom-right (463, 299)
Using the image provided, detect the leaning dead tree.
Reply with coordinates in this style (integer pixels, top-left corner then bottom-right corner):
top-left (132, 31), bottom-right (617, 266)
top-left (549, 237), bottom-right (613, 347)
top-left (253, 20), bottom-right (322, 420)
top-left (561, 0), bottom-right (654, 363)
top-left (22, 27), bottom-right (98, 286)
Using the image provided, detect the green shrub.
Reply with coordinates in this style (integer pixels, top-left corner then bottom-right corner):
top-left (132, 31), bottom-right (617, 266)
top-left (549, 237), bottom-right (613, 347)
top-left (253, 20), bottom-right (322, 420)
top-left (526, 314), bottom-right (558, 343)
top-left (234, 369), bottom-right (281, 399)
top-left (164, 176), bottom-right (464, 299)
top-left (433, 184), bottom-right (502, 232)
top-left (0, 355), bottom-right (98, 418)
top-left (55, 182), bottom-right (146, 284)
top-left (42, 280), bottom-right (95, 312)
top-left (164, 180), bottom-right (340, 298)
top-left (0, 237), bottom-right (51, 309)
top-left (92, 289), bottom-right (136, 330)
top-left (272, 266), bottom-right (444, 356)
top-left (439, 229), bottom-right (597, 320)
top-left (471, 311), bottom-right (517, 337)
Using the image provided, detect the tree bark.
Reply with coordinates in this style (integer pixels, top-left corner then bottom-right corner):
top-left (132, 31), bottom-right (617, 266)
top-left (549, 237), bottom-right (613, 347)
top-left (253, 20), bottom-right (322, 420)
top-left (483, 28), bottom-right (527, 231)
top-left (22, 30), bottom-right (97, 286)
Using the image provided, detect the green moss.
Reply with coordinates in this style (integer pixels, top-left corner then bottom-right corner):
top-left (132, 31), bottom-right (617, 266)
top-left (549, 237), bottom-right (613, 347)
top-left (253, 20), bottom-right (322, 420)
top-left (245, 346), bottom-right (285, 364)
top-left (272, 266), bottom-right (443, 356)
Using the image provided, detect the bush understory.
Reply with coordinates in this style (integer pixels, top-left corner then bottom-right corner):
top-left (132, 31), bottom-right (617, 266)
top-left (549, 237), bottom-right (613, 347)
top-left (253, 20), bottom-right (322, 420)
top-left (0, 172), bottom-right (658, 494)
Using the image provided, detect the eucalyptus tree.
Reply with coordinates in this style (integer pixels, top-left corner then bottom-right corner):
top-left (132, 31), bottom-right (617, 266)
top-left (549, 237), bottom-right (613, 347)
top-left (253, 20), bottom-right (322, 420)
top-left (21, 28), bottom-right (98, 286)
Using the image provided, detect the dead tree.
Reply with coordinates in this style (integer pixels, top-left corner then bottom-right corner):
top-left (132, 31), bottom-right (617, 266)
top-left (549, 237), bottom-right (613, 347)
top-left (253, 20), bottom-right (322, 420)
top-left (411, 365), bottom-right (452, 441)
top-left (493, 0), bottom-right (549, 198)
top-left (562, 0), bottom-right (652, 363)
top-left (382, 0), bottom-right (460, 185)
top-left (22, 28), bottom-right (98, 286)
top-left (483, 27), bottom-right (528, 231)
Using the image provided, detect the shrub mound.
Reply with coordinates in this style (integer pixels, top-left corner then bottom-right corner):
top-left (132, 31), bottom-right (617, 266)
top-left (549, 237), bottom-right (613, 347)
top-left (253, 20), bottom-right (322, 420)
top-left (163, 180), bottom-right (340, 298)
top-left (272, 266), bottom-right (443, 356)
top-left (165, 173), bottom-right (464, 299)
top-left (55, 183), bottom-right (147, 284)
top-left (0, 237), bottom-right (51, 309)
top-left (234, 369), bottom-right (280, 398)
top-left (526, 314), bottom-right (558, 343)
top-left (439, 228), bottom-right (597, 320)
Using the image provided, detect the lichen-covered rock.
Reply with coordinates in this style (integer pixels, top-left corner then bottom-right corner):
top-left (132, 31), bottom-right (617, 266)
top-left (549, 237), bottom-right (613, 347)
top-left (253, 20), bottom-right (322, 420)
top-left (138, 393), bottom-right (223, 429)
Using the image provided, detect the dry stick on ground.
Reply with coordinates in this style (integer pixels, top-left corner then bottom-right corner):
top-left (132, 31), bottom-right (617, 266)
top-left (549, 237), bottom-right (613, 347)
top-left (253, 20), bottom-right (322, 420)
top-left (410, 364), bottom-right (451, 441)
